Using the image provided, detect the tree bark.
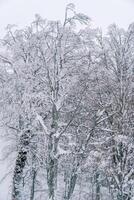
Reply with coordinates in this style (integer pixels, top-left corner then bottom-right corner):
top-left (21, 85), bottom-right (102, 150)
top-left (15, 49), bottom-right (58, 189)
top-left (12, 130), bottom-right (31, 200)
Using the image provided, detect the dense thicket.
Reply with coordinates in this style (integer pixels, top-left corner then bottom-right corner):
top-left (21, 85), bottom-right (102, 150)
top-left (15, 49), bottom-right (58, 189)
top-left (0, 4), bottom-right (133, 200)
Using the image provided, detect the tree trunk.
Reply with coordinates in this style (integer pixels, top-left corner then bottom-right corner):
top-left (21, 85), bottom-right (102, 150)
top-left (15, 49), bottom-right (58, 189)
top-left (12, 130), bottom-right (31, 200)
top-left (30, 150), bottom-right (37, 200)
top-left (64, 169), bottom-right (77, 200)
top-left (30, 169), bottom-right (37, 200)
top-left (95, 171), bottom-right (100, 200)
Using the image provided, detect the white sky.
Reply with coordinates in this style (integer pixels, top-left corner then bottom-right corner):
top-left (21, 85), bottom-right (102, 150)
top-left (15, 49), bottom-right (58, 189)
top-left (0, 0), bottom-right (134, 37)
top-left (0, 0), bottom-right (134, 199)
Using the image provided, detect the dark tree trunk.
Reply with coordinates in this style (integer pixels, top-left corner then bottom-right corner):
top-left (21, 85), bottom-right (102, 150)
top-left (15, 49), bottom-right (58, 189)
top-left (95, 171), bottom-right (100, 200)
top-left (64, 168), bottom-right (77, 200)
top-left (12, 130), bottom-right (31, 200)
top-left (47, 135), bottom-right (58, 200)
top-left (30, 169), bottom-right (37, 200)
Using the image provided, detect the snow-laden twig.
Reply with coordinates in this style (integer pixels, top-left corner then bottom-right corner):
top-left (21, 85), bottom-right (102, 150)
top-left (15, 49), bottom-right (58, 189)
top-left (99, 128), bottom-right (115, 133)
top-left (96, 108), bottom-right (105, 117)
top-left (57, 146), bottom-right (71, 156)
top-left (124, 168), bottom-right (134, 183)
top-left (36, 113), bottom-right (49, 136)
top-left (97, 111), bottom-right (117, 124)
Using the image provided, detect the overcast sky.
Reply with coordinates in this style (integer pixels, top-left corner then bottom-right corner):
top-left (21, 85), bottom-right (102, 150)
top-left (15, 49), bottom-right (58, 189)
top-left (0, 0), bottom-right (134, 199)
top-left (0, 0), bottom-right (134, 37)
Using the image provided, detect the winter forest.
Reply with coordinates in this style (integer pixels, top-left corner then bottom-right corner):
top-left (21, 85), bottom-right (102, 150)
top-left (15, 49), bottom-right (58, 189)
top-left (0, 3), bottom-right (133, 200)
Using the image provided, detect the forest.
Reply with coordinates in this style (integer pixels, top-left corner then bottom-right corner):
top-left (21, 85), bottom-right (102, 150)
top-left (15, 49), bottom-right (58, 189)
top-left (0, 3), bottom-right (133, 200)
